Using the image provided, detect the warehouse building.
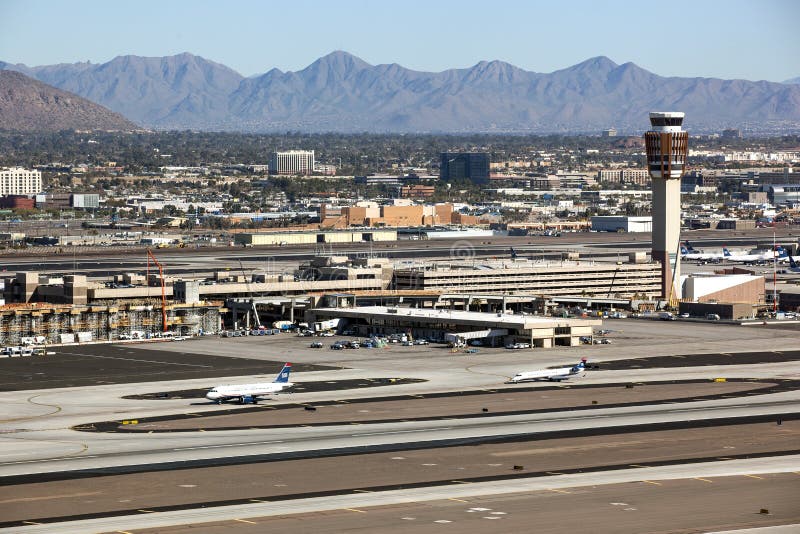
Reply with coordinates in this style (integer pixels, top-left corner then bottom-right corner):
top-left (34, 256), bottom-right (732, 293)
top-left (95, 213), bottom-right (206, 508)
top-left (591, 216), bottom-right (653, 233)
top-left (234, 229), bottom-right (398, 246)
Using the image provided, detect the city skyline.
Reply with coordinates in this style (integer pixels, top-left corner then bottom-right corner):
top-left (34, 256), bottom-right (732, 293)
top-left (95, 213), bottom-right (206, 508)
top-left (1, 0), bottom-right (798, 83)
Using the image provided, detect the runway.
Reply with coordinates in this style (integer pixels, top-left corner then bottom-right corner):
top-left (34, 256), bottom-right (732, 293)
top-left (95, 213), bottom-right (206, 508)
top-left (1, 419), bottom-right (798, 527)
top-left (0, 319), bottom-right (799, 533)
top-left (2, 457), bottom-right (798, 534)
top-left (86, 379), bottom-right (790, 432)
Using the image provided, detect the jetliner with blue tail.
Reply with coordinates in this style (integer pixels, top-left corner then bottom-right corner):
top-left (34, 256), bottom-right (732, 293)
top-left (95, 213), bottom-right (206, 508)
top-left (509, 360), bottom-right (586, 383)
top-left (206, 363), bottom-right (293, 404)
top-left (723, 246), bottom-right (787, 263)
top-left (680, 242), bottom-right (725, 261)
top-left (786, 254), bottom-right (800, 273)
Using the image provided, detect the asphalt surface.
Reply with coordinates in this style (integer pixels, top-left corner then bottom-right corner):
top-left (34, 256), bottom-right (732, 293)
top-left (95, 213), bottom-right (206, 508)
top-left (122, 377), bottom-right (426, 401)
top-left (591, 349), bottom-right (800, 369)
top-left (0, 343), bottom-right (336, 391)
top-left (1, 420), bottom-right (797, 527)
top-left (97, 379), bottom-right (782, 432)
top-left (122, 474), bottom-right (800, 534)
top-left (4, 339), bottom-right (798, 393)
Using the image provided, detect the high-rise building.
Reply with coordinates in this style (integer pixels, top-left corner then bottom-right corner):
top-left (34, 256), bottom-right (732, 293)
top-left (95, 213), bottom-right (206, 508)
top-left (0, 167), bottom-right (42, 196)
top-left (644, 112), bottom-right (689, 300)
top-left (269, 150), bottom-right (315, 175)
top-left (440, 153), bottom-right (490, 184)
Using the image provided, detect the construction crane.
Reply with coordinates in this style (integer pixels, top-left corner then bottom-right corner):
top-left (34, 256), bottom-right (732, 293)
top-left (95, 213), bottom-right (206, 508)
top-left (146, 248), bottom-right (168, 332)
top-left (239, 259), bottom-right (261, 328)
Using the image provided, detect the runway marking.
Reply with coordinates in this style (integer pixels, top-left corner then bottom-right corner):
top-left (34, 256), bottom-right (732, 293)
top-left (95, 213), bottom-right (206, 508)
top-left (547, 488), bottom-right (572, 494)
top-left (0, 455), bottom-right (98, 466)
top-left (344, 508), bottom-right (367, 514)
top-left (694, 477), bottom-right (714, 483)
top-left (233, 518), bottom-right (257, 524)
top-left (629, 464), bottom-right (649, 468)
top-left (21, 521), bottom-right (42, 525)
top-left (355, 427), bottom-right (452, 437)
top-left (641, 480), bottom-right (662, 486)
top-left (448, 498), bottom-right (469, 503)
top-left (744, 474), bottom-right (765, 479)
top-left (54, 350), bottom-right (213, 368)
top-left (546, 471), bottom-right (565, 475)
top-left (172, 440), bottom-right (284, 451)
top-left (0, 491), bottom-right (101, 504)
top-left (1, 394), bottom-right (63, 423)
top-left (451, 480), bottom-right (471, 484)
top-left (249, 499), bottom-right (268, 503)
top-left (137, 509), bottom-right (156, 513)
top-left (353, 489), bottom-right (373, 493)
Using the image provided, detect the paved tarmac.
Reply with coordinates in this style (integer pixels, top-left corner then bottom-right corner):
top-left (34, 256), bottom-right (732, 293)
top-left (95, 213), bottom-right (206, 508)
top-left (0, 420), bottom-right (797, 526)
top-left (0, 318), bottom-right (798, 533)
top-left (0, 342), bottom-right (336, 391)
top-left (123, 474), bottom-right (800, 534)
top-left (104, 380), bottom-right (777, 432)
top-left (3, 455), bottom-right (798, 534)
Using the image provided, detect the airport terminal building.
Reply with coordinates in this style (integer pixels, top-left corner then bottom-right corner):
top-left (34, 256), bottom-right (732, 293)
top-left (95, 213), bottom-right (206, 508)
top-left (394, 260), bottom-right (662, 299)
top-left (308, 306), bottom-right (599, 348)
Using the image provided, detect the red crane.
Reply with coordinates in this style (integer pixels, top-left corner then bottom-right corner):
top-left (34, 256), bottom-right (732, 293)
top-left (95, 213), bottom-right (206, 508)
top-left (146, 248), bottom-right (168, 332)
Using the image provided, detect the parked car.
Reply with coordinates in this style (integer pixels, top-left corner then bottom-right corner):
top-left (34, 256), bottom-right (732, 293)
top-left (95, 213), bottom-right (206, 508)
top-left (330, 343), bottom-right (344, 350)
top-left (413, 339), bottom-right (429, 345)
top-left (679, 312), bottom-right (690, 318)
top-left (309, 341), bottom-right (323, 348)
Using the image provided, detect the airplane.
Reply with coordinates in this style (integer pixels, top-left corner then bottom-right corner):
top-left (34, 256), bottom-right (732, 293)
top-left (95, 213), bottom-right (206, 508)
top-left (511, 247), bottom-right (518, 259)
top-left (723, 246), bottom-right (787, 264)
top-left (680, 243), bottom-right (725, 261)
top-left (206, 363), bottom-right (293, 404)
top-left (509, 360), bottom-right (586, 383)
top-left (785, 254), bottom-right (800, 273)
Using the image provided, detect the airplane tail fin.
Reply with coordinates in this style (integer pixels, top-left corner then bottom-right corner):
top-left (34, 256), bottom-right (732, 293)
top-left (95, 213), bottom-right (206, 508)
top-left (790, 255), bottom-right (799, 269)
top-left (680, 246), bottom-right (688, 255)
top-left (776, 246), bottom-right (788, 258)
top-left (723, 248), bottom-right (731, 257)
top-left (511, 247), bottom-right (517, 259)
top-left (572, 361), bottom-right (585, 373)
top-left (274, 363), bottom-right (292, 383)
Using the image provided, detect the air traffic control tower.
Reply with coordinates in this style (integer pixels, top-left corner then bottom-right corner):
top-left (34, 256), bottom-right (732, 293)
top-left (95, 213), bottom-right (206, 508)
top-left (645, 112), bottom-right (689, 300)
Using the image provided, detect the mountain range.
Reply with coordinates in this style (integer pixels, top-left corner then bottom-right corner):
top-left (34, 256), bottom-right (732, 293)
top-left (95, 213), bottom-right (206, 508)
top-left (2, 51), bottom-right (799, 133)
top-left (0, 70), bottom-right (137, 132)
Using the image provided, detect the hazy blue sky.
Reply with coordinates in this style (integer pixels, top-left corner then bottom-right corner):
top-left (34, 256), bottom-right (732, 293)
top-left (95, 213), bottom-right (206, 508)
top-left (1, 0), bottom-right (797, 81)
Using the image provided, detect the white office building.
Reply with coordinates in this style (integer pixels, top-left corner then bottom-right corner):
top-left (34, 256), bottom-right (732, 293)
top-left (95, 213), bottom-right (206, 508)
top-left (0, 167), bottom-right (42, 196)
top-left (269, 150), bottom-right (315, 175)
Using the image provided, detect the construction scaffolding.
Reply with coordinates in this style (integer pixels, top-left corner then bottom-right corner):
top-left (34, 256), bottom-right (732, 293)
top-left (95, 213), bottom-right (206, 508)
top-left (0, 302), bottom-right (222, 346)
